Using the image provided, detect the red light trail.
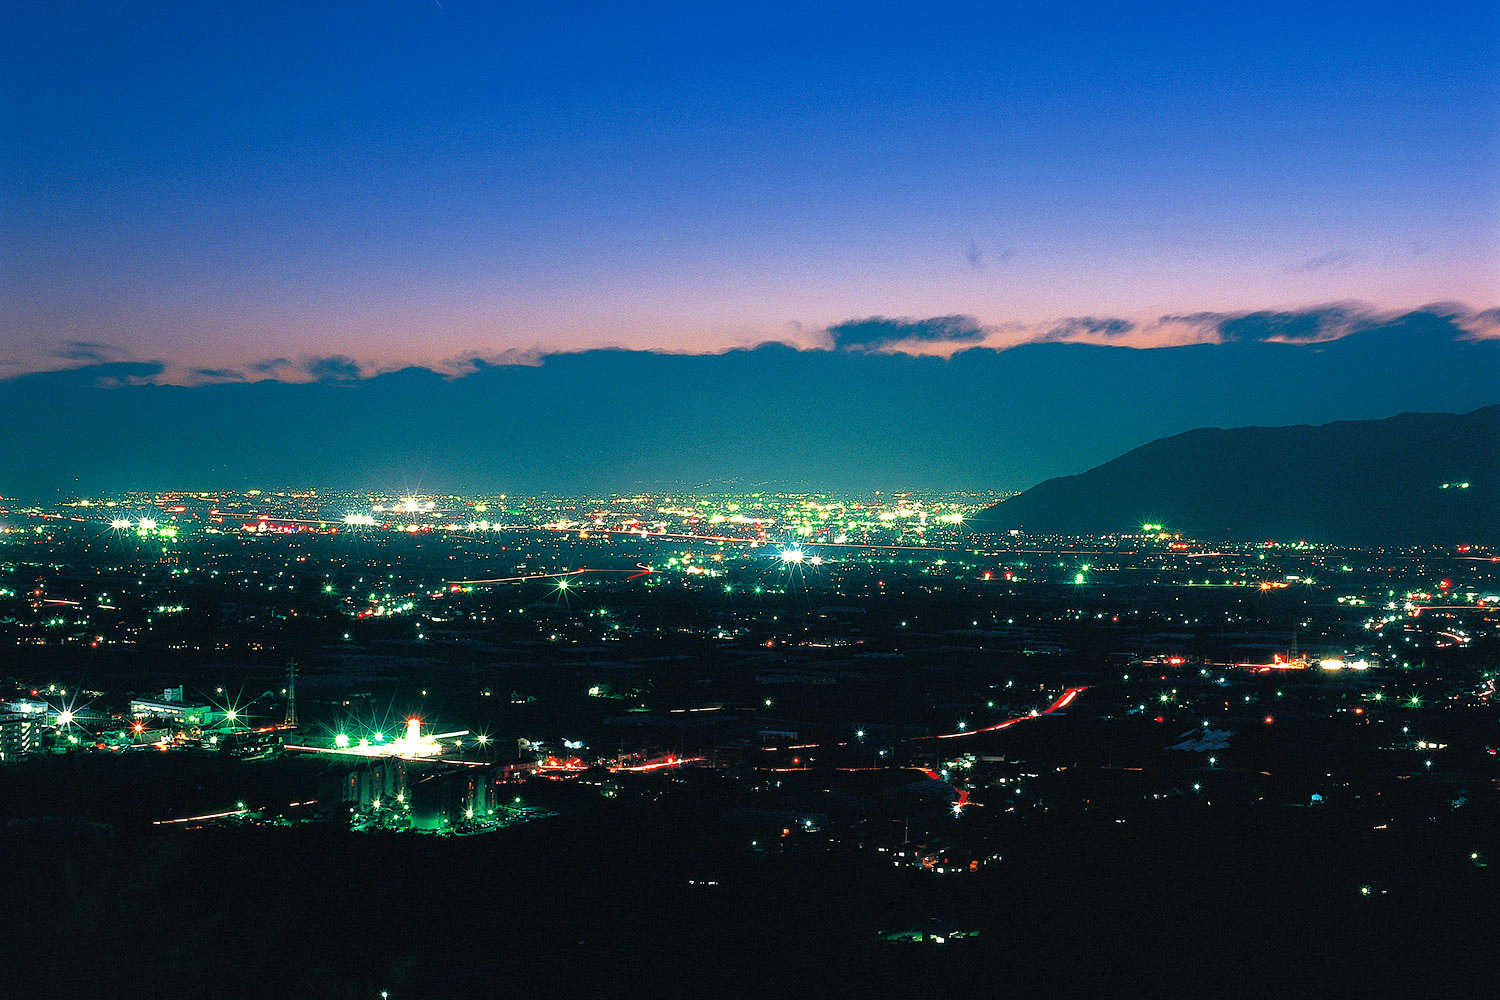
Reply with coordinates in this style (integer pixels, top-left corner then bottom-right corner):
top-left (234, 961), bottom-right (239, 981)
top-left (928, 686), bottom-right (1086, 740)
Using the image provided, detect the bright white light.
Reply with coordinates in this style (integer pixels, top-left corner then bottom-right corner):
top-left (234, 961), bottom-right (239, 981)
top-left (779, 548), bottom-right (804, 564)
top-left (110, 519), bottom-right (132, 529)
top-left (138, 518), bottom-right (158, 530)
top-left (323, 717), bottom-right (458, 759)
top-left (57, 710), bottom-right (74, 726)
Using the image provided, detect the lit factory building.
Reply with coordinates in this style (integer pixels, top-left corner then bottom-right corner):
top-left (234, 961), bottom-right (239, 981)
top-left (335, 756), bottom-right (522, 834)
top-left (308, 717), bottom-right (535, 833)
top-left (129, 687), bottom-right (223, 728)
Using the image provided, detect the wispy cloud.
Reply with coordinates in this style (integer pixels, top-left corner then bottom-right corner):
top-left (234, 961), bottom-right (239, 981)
top-left (962, 241), bottom-right (1014, 273)
top-left (1215, 304), bottom-right (1365, 344)
top-left (1042, 316), bottom-right (1137, 341)
top-left (1285, 250), bottom-right (1356, 274)
top-left (90, 362), bottom-right (167, 388)
top-left (304, 355), bottom-right (361, 381)
top-left (827, 315), bottom-right (987, 351)
top-left (52, 340), bottom-right (125, 363)
top-left (1455, 306), bottom-right (1500, 341)
top-left (964, 241), bottom-right (984, 272)
top-left (192, 367), bottom-right (247, 382)
top-left (440, 349), bottom-right (546, 375)
top-left (244, 355), bottom-right (360, 382)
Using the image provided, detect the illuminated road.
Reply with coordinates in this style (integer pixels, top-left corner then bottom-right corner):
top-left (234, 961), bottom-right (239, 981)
top-left (928, 686), bottom-right (1087, 740)
top-left (153, 799), bottom-right (318, 826)
top-left (609, 755), bottom-right (706, 773)
top-left (756, 686), bottom-right (1087, 754)
top-left (448, 564), bottom-right (654, 586)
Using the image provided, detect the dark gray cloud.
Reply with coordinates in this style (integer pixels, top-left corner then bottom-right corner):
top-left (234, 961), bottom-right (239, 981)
top-left (1157, 304), bottom-right (1369, 344)
top-left (963, 242), bottom-right (1014, 273)
top-left (86, 361), bottom-right (167, 388)
top-left (246, 355), bottom-right (359, 381)
top-left (1457, 306), bottom-right (1500, 340)
top-left (304, 355), bottom-right (361, 381)
top-left (193, 367), bottom-right (247, 382)
top-left (827, 315), bottom-right (986, 351)
top-left (443, 349), bottom-right (545, 374)
top-left (1286, 250), bottom-right (1355, 274)
top-left (1214, 305), bottom-right (1362, 343)
top-left (1044, 316), bottom-right (1136, 341)
top-left (52, 340), bottom-right (123, 363)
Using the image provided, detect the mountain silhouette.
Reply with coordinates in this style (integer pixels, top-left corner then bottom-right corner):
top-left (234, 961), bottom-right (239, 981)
top-left (970, 406), bottom-right (1500, 545)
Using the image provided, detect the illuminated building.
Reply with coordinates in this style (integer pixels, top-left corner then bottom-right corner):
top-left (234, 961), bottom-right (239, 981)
top-left (129, 686), bottom-right (221, 727)
top-left (341, 759), bottom-right (407, 812)
top-left (408, 768), bottom-right (496, 831)
top-left (0, 712), bottom-right (46, 761)
top-left (334, 758), bottom-right (500, 833)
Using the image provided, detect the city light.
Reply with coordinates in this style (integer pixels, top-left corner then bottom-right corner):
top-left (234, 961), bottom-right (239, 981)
top-left (0, 0), bottom-right (1494, 980)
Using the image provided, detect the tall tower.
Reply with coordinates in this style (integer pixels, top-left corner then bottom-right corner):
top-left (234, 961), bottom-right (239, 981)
top-left (282, 659), bottom-right (298, 729)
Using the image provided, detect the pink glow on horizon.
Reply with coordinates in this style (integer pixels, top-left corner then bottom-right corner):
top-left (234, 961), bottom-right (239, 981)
top-left (5, 297), bottom-right (1497, 387)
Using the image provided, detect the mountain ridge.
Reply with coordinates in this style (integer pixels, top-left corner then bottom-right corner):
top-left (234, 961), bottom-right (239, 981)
top-left (970, 406), bottom-right (1500, 545)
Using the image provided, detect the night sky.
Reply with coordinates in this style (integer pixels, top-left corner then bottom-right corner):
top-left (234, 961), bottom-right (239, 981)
top-left (1, 3), bottom-right (1497, 492)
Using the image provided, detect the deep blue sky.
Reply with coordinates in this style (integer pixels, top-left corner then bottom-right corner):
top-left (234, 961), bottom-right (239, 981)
top-left (3, 1), bottom-right (1497, 382)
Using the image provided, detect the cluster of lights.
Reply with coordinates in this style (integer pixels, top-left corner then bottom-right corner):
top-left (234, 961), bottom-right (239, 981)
top-left (324, 718), bottom-right (465, 759)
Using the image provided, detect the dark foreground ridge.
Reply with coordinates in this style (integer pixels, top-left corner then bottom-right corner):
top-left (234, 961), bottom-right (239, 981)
top-left (971, 405), bottom-right (1500, 545)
